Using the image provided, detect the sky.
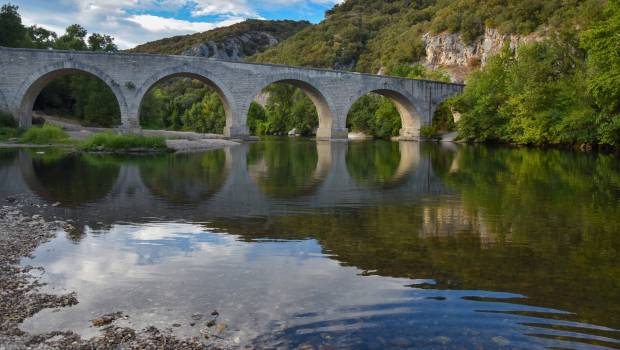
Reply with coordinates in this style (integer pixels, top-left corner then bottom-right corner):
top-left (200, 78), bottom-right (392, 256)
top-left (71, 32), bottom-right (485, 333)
top-left (11, 0), bottom-right (344, 49)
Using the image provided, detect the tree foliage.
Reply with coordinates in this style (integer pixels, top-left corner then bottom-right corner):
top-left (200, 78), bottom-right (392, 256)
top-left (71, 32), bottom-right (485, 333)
top-left (252, 0), bottom-right (604, 73)
top-left (582, 0), bottom-right (620, 114)
top-left (0, 4), bottom-right (25, 47)
top-left (3, 1), bottom-right (619, 143)
top-left (454, 5), bottom-right (620, 148)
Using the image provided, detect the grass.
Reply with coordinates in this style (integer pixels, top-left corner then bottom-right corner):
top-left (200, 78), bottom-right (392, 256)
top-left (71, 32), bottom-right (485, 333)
top-left (0, 127), bottom-right (22, 142)
top-left (20, 124), bottom-right (69, 144)
top-left (80, 132), bottom-right (169, 152)
top-left (0, 112), bottom-right (21, 142)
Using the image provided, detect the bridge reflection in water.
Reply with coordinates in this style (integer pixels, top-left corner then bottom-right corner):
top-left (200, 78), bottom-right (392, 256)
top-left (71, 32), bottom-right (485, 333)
top-left (6, 140), bottom-right (436, 222)
top-left (1, 143), bottom-right (620, 349)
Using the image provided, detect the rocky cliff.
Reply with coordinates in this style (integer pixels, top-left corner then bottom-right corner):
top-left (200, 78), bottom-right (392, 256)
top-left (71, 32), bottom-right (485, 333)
top-left (180, 31), bottom-right (281, 60)
top-left (423, 28), bottom-right (543, 82)
top-left (130, 20), bottom-right (311, 61)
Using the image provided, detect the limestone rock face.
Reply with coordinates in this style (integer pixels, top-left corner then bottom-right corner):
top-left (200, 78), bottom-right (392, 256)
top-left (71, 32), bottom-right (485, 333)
top-left (423, 27), bottom-right (542, 68)
top-left (181, 32), bottom-right (280, 61)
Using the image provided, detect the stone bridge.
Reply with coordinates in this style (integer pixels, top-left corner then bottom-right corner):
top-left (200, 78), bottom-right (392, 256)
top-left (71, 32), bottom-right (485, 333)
top-left (0, 46), bottom-right (464, 140)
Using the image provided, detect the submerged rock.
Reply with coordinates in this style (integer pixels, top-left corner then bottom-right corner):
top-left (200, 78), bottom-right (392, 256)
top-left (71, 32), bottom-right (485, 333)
top-left (90, 312), bottom-right (124, 327)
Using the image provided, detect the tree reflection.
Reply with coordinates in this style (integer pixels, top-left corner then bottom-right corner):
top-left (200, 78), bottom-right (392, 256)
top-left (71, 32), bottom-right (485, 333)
top-left (0, 149), bottom-right (18, 188)
top-left (0, 149), bottom-right (17, 166)
top-left (346, 140), bottom-right (401, 187)
top-left (247, 137), bottom-right (322, 198)
top-left (139, 150), bottom-right (227, 205)
top-left (217, 145), bottom-right (620, 330)
top-left (24, 150), bottom-right (120, 206)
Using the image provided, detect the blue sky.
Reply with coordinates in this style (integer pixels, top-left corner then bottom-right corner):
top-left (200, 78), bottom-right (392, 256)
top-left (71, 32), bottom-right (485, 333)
top-left (12, 0), bottom-right (343, 49)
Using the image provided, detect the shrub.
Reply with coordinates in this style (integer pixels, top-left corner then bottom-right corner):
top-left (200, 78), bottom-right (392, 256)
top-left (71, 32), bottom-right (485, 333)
top-left (0, 112), bottom-right (17, 128)
top-left (20, 124), bottom-right (69, 144)
top-left (80, 132), bottom-right (168, 151)
top-left (420, 125), bottom-right (440, 139)
top-left (0, 127), bottom-right (21, 141)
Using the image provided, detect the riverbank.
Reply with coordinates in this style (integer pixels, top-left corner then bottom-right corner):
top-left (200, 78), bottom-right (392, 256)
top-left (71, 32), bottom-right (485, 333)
top-left (0, 121), bottom-right (240, 154)
top-left (0, 201), bottom-right (227, 349)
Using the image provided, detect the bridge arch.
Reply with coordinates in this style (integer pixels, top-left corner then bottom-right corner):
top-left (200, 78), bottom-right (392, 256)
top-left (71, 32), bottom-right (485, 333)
top-left (14, 61), bottom-right (128, 128)
top-left (346, 87), bottom-right (423, 140)
top-left (134, 66), bottom-right (235, 132)
top-left (244, 74), bottom-right (337, 138)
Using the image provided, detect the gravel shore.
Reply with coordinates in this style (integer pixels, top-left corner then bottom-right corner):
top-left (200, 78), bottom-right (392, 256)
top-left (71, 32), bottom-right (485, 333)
top-left (0, 202), bottom-right (222, 349)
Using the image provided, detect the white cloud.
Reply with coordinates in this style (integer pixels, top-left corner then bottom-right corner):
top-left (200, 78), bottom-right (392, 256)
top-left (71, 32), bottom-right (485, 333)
top-left (14, 0), bottom-right (344, 49)
top-left (126, 14), bottom-right (245, 34)
top-left (191, 0), bottom-right (257, 17)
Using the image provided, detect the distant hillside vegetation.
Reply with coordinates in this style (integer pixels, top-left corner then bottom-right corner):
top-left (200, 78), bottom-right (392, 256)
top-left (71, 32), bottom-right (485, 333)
top-left (129, 19), bottom-right (311, 60)
top-left (250, 0), bottom-right (605, 73)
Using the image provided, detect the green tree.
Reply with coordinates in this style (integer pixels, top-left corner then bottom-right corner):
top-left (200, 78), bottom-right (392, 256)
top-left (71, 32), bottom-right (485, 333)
top-left (88, 33), bottom-right (117, 52)
top-left (26, 25), bottom-right (57, 48)
top-left (182, 92), bottom-right (226, 134)
top-left (247, 102), bottom-right (267, 135)
top-left (54, 24), bottom-right (88, 50)
top-left (71, 76), bottom-right (121, 127)
top-left (263, 84), bottom-right (318, 135)
top-left (582, 0), bottom-right (620, 115)
top-left (581, 0), bottom-right (620, 145)
top-left (0, 4), bottom-right (26, 47)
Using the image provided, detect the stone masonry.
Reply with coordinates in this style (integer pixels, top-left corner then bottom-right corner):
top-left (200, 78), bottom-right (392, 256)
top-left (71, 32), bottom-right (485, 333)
top-left (0, 47), bottom-right (464, 140)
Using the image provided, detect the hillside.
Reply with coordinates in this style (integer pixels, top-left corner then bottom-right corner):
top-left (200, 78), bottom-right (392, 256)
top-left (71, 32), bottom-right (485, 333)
top-left (250, 0), bottom-right (606, 79)
top-left (129, 19), bottom-right (311, 60)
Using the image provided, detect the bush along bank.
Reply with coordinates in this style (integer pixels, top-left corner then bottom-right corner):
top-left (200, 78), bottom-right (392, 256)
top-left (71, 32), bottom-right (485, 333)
top-left (0, 112), bottom-right (173, 153)
top-left (451, 1), bottom-right (620, 151)
top-left (78, 132), bottom-right (172, 154)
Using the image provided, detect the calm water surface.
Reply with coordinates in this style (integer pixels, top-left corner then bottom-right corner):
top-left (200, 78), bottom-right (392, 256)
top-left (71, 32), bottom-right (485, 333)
top-left (1, 139), bottom-right (619, 349)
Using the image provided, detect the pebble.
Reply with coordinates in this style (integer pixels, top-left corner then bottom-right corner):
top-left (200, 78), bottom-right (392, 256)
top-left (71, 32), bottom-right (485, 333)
top-left (432, 336), bottom-right (452, 345)
top-left (390, 337), bottom-right (412, 347)
top-left (0, 202), bottom-right (217, 349)
top-left (90, 312), bottom-right (124, 327)
top-left (492, 336), bottom-right (510, 346)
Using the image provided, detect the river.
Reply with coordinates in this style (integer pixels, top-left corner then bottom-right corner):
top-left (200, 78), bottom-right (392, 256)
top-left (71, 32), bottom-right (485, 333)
top-left (0, 138), bottom-right (619, 349)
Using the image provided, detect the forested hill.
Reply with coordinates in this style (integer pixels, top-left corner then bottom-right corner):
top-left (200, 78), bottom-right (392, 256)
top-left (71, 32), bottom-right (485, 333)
top-left (1, 1), bottom-right (617, 147)
top-left (129, 20), bottom-right (311, 60)
top-left (250, 0), bottom-right (605, 74)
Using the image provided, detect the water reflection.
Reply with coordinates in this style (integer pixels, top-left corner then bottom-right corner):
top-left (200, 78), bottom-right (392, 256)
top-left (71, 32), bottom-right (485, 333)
top-left (0, 141), bottom-right (619, 349)
top-left (20, 150), bottom-right (120, 207)
top-left (21, 222), bottom-right (620, 349)
top-left (139, 150), bottom-right (228, 205)
top-left (346, 140), bottom-right (402, 187)
top-left (247, 138), bottom-right (325, 198)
